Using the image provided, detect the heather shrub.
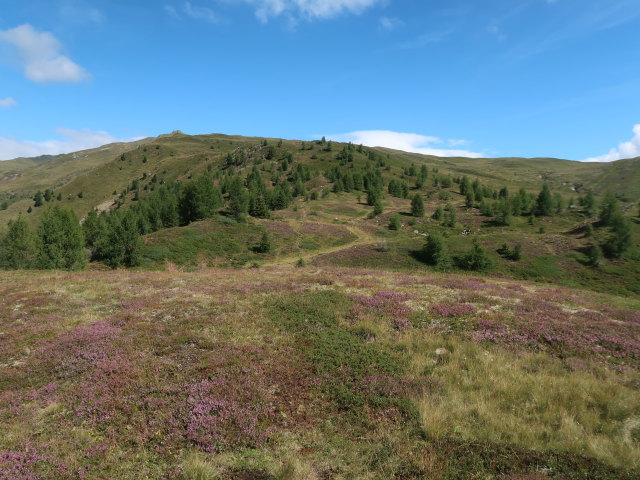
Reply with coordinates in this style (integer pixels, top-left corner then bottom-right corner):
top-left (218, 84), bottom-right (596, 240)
top-left (184, 372), bottom-right (272, 452)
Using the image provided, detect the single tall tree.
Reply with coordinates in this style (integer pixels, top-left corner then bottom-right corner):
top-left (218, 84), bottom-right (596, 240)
top-left (536, 184), bottom-right (554, 216)
top-left (411, 194), bottom-right (425, 217)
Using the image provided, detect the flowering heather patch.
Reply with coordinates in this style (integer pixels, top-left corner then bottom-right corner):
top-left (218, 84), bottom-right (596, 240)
top-left (0, 447), bottom-right (77, 480)
top-left (394, 317), bottom-right (412, 331)
top-left (259, 220), bottom-right (295, 235)
top-left (183, 371), bottom-right (273, 453)
top-left (349, 290), bottom-right (415, 327)
top-left (299, 222), bottom-right (355, 239)
top-left (471, 299), bottom-right (640, 366)
top-left (35, 320), bottom-right (122, 379)
top-left (430, 302), bottom-right (477, 318)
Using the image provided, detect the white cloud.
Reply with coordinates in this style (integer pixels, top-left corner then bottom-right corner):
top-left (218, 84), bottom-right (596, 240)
top-left (0, 128), bottom-right (134, 161)
top-left (379, 16), bottom-right (402, 31)
top-left (0, 24), bottom-right (90, 83)
top-left (242, 0), bottom-right (383, 22)
top-left (584, 124), bottom-right (640, 162)
top-left (164, 5), bottom-right (180, 18)
top-left (0, 97), bottom-right (17, 108)
top-left (184, 2), bottom-right (221, 23)
top-left (326, 130), bottom-right (484, 158)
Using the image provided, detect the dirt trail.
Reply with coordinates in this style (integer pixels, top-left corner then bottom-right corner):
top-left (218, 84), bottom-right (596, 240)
top-left (261, 222), bottom-right (379, 267)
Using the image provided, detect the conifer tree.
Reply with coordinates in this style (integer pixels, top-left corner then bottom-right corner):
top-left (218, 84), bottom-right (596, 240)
top-left (583, 191), bottom-right (596, 216)
top-left (536, 184), bottom-right (554, 216)
top-left (36, 207), bottom-right (86, 270)
top-left (249, 193), bottom-right (270, 218)
top-left (83, 209), bottom-right (104, 248)
top-left (0, 215), bottom-right (36, 269)
top-left (411, 194), bottom-right (424, 217)
top-left (433, 205), bottom-right (444, 221)
top-left (255, 230), bottom-right (272, 253)
top-left (586, 243), bottom-right (603, 267)
top-left (603, 215), bottom-right (632, 258)
top-left (94, 210), bottom-right (142, 268)
top-left (389, 214), bottom-right (401, 230)
top-left (372, 199), bottom-right (383, 216)
top-left (599, 192), bottom-right (620, 227)
top-left (458, 238), bottom-right (492, 271)
top-left (422, 234), bottom-right (451, 270)
top-left (443, 204), bottom-right (457, 227)
top-left (34, 191), bottom-right (44, 207)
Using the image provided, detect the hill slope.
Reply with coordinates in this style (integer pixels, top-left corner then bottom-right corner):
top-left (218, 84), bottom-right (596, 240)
top-left (1, 132), bottom-right (639, 297)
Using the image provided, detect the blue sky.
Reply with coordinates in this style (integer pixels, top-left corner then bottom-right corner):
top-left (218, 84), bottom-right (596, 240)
top-left (1, 0), bottom-right (639, 161)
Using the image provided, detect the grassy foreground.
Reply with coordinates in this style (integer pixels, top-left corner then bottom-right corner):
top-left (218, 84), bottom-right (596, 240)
top-left (1, 267), bottom-right (639, 479)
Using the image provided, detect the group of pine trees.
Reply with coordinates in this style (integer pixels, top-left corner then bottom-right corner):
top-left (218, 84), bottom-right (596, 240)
top-left (0, 208), bottom-right (86, 270)
top-left (422, 235), bottom-right (494, 272)
top-left (585, 193), bottom-right (633, 265)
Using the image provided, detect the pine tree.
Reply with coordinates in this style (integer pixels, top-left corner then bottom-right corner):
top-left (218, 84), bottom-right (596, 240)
top-left (255, 231), bottom-right (272, 253)
top-left (433, 205), bottom-right (444, 221)
top-left (583, 191), bottom-right (596, 216)
top-left (94, 210), bottom-right (142, 268)
top-left (603, 215), bottom-right (632, 258)
top-left (34, 191), bottom-right (44, 207)
top-left (411, 194), bottom-right (424, 217)
top-left (180, 174), bottom-right (223, 224)
top-left (443, 204), bottom-right (457, 227)
top-left (0, 215), bottom-right (36, 269)
top-left (367, 189), bottom-right (380, 206)
top-left (83, 209), bottom-right (104, 248)
top-left (458, 238), bottom-right (492, 271)
top-left (36, 207), bottom-right (86, 270)
top-left (536, 184), bottom-right (554, 216)
top-left (586, 243), bottom-right (603, 267)
top-left (599, 192), bottom-right (620, 227)
top-left (510, 243), bottom-right (522, 261)
top-left (249, 193), bottom-right (270, 218)
top-left (372, 199), bottom-right (383, 216)
top-left (422, 234), bottom-right (451, 270)
top-left (389, 214), bottom-right (401, 230)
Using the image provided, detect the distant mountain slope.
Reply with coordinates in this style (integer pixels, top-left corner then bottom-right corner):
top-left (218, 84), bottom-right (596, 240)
top-left (1, 131), bottom-right (639, 226)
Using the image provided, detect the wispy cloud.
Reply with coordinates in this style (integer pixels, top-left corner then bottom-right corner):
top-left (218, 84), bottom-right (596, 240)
top-left (584, 124), bottom-right (640, 162)
top-left (379, 16), bottom-right (403, 31)
top-left (0, 128), bottom-right (136, 161)
top-left (58, 0), bottom-right (104, 24)
top-left (164, 2), bottom-right (222, 23)
top-left (505, 0), bottom-right (640, 60)
top-left (184, 1), bottom-right (221, 23)
top-left (397, 27), bottom-right (454, 50)
top-left (326, 130), bottom-right (484, 158)
top-left (0, 97), bottom-right (17, 108)
top-left (0, 24), bottom-right (90, 83)
top-left (241, 0), bottom-right (384, 23)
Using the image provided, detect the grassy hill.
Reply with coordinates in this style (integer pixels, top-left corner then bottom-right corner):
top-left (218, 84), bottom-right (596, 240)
top-left (2, 131), bottom-right (639, 227)
top-left (1, 131), bottom-right (639, 297)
